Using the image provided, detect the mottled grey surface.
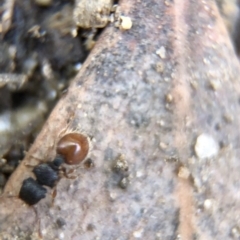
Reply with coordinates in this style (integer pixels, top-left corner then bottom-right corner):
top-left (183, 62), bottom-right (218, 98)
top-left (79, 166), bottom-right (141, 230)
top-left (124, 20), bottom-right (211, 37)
top-left (1, 0), bottom-right (240, 239)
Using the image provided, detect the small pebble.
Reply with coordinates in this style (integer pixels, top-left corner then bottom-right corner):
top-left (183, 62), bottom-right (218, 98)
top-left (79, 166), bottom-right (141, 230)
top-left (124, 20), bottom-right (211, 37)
top-left (165, 93), bottom-right (173, 103)
top-left (113, 155), bottom-right (128, 173)
top-left (87, 223), bottom-right (95, 231)
top-left (56, 218), bottom-right (66, 228)
top-left (223, 113), bottom-right (233, 123)
top-left (165, 1), bottom-right (170, 6)
top-left (209, 79), bottom-right (221, 90)
top-left (195, 134), bottom-right (219, 159)
top-left (159, 142), bottom-right (167, 150)
top-left (155, 61), bottom-right (164, 73)
top-left (41, 229), bottom-right (47, 236)
top-left (203, 199), bottom-right (213, 210)
top-left (136, 171), bottom-right (143, 178)
top-left (156, 46), bottom-right (166, 59)
top-left (231, 227), bottom-right (240, 238)
top-left (133, 229), bottom-right (144, 238)
top-left (119, 177), bottom-right (129, 189)
top-left (58, 232), bottom-right (65, 239)
top-left (120, 16), bottom-right (132, 30)
top-left (178, 166), bottom-right (190, 179)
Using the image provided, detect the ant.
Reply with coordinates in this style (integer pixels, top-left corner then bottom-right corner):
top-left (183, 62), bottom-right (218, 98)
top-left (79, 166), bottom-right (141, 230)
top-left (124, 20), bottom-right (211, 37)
top-left (19, 132), bottom-right (92, 205)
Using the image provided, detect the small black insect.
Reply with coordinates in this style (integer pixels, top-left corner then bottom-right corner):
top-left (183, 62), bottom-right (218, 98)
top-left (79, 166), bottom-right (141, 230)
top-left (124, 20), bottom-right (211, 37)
top-left (19, 177), bottom-right (47, 205)
top-left (33, 156), bottom-right (64, 188)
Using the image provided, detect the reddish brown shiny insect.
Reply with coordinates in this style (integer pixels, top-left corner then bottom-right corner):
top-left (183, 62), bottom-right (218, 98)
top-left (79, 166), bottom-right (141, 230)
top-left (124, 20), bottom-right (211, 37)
top-left (56, 133), bottom-right (89, 165)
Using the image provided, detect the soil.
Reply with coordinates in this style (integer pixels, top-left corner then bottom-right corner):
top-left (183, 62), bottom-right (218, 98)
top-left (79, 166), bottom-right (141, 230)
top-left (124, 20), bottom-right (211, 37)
top-left (0, 0), bottom-right (89, 192)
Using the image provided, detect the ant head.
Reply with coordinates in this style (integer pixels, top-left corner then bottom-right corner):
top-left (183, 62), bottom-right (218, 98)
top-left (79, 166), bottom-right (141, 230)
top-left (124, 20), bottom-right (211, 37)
top-left (56, 133), bottom-right (89, 165)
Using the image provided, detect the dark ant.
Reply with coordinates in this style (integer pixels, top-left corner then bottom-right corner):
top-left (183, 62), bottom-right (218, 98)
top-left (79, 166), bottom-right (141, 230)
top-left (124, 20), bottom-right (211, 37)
top-left (19, 132), bottom-right (91, 205)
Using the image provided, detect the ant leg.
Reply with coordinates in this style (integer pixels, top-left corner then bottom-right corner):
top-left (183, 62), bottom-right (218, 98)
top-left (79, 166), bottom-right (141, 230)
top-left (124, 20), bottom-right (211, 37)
top-left (51, 187), bottom-right (57, 206)
top-left (59, 166), bottom-right (81, 179)
top-left (24, 162), bottom-right (37, 168)
top-left (23, 155), bottom-right (44, 168)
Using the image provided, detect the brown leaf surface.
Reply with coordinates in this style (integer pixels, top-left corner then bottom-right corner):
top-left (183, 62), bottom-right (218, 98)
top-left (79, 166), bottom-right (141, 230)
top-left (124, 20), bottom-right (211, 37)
top-left (1, 0), bottom-right (240, 239)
